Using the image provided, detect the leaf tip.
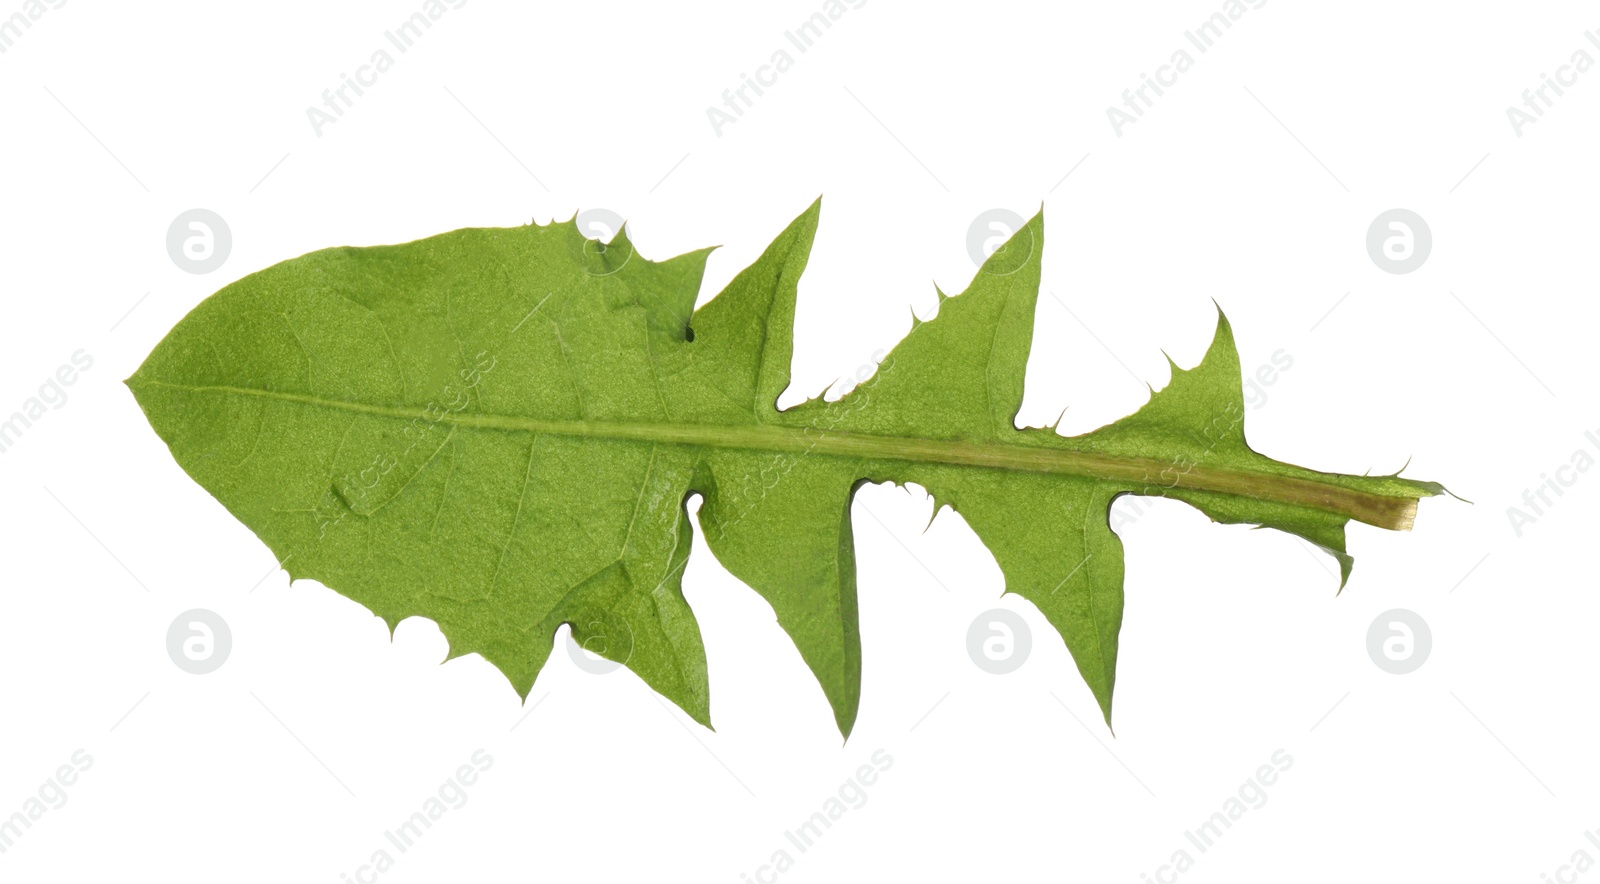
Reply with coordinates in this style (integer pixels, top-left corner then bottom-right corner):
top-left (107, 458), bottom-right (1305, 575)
top-left (1098, 695), bottom-right (1115, 733)
top-left (512, 679), bottom-right (538, 704)
top-left (832, 705), bottom-right (858, 742)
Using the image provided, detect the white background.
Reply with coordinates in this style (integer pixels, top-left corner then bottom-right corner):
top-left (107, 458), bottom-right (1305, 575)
top-left (2, 1), bottom-right (1596, 881)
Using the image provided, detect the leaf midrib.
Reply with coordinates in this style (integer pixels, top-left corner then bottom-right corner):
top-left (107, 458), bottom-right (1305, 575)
top-left (129, 378), bottom-right (1424, 530)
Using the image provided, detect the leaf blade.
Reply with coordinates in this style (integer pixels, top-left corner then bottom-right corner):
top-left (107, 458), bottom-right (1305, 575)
top-left (128, 201), bottom-right (1442, 736)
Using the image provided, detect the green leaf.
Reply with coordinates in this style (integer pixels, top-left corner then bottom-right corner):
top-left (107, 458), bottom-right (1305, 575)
top-left (126, 200), bottom-right (1442, 737)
